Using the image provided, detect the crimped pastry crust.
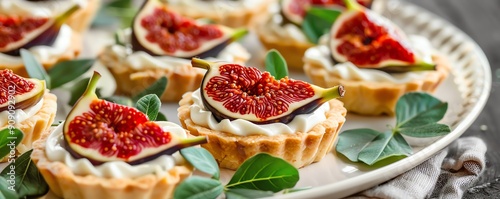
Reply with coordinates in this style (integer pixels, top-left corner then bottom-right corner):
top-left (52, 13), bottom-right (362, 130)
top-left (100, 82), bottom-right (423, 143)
top-left (304, 54), bottom-right (450, 116)
top-left (166, 0), bottom-right (273, 28)
top-left (31, 128), bottom-right (193, 199)
top-left (0, 32), bottom-right (82, 78)
top-left (66, 0), bottom-right (101, 33)
top-left (98, 46), bottom-right (248, 102)
top-left (178, 92), bottom-right (347, 170)
top-left (0, 91), bottom-right (57, 162)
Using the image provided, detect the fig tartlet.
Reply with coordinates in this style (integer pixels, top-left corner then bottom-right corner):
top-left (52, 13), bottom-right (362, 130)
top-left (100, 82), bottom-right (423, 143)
top-left (99, 0), bottom-right (250, 102)
top-left (303, 0), bottom-right (450, 115)
top-left (178, 58), bottom-right (347, 170)
top-left (0, 70), bottom-right (57, 162)
top-left (0, 1), bottom-right (82, 77)
top-left (164, 0), bottom-right (274, 28)
top-left (31, 72), bottom-right (206, 199)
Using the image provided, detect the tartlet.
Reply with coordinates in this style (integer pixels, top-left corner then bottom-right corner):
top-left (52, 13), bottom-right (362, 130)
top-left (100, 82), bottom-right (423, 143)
top-left (31, 123), bottom-right (193, 199)
top-left (178, 89), bottom-right (347, 170)
top-left (66, 0), bottom-right (101, 33)
top-left (164, 0), bottom-right (274, 28)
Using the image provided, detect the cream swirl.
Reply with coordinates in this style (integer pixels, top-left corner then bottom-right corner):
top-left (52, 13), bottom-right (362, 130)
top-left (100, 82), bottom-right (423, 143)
top-left (189, 89), bottom-right (330, 136)
top-left (0, 25), bottom-right (73, 68)
top-left (45, 122), bottom-right (186, 178)
top-left (0, 98), bottom-right (44, 126)
top-left (166, 0), bottom-right (267, 16)
top-left (303, 35), bottom-right (436, 83)
top-left (0, 0), bottom-right (86, 17)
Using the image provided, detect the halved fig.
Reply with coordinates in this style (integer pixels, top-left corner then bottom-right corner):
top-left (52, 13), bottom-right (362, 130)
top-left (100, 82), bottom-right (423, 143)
top-left (131, 0), bottom-right (247, 58)
top-left (63, 71), bottom-right (207, 165)
top-left (0, 69), bottom-right (45, 112)
top-left (0, 4), bottom-right (80, 56)
top-left (192, 58), bottom-right (345, 124)
top-left (329, 0), bottom-right (435, 72)
top-left (281, 0), bottom-right (373, 25)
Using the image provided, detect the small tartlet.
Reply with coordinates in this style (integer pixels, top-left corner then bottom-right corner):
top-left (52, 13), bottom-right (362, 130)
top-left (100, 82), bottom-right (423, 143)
top-left (31, 126), bottom-right (193, 199)
top-left (178, 91), bottom-right (347, 170)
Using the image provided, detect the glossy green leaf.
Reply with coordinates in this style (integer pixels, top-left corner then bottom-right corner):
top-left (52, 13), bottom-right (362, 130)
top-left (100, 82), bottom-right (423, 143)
top-left (173, 176), bottom-right (223, 199)
top-left (357, 132), bottom-right (412, 165)
top-left (132, 77), bottom-right (167, 102)
top-left (0, 177), bottom-right (18, 199)
top-left (0, 149), bottom-right (49, 198)
top-left (302, 8), bottom-right (341, 44)
top-left (68, 77), bottom-right (90, 106)
top-left (20, 49), bottom-right (51, 88)
top-left (399, 123), bottom-right (451, 137)
top-left (47, 59), bottom-right (95, 89)
top-left (180, 147), bottom-right (220, 179)
top-left (92, 0), bottom-right (137, 27)
top-left (265, 49), bottom-right (288, 79)
top-left (155, 112), bottom-right (168, 121)
top-left (135, 94), bottom-right (161, 121)
top-left (336, 128), bottom-right (380, 162)
top-left (103, 95), bottom-right (133, 107)
top-left (225, 189), bottom-right (273, 199)
top-left (0, 128), bottom-right (23, 159)
top-left (226, 153), bottom-right (299, 192)
top-left (396, 92), bottom-right (448, 128)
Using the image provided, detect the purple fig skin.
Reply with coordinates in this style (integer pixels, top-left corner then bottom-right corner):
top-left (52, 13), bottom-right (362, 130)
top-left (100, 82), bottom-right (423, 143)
top-left (0, 91), bottom-right (44, 112)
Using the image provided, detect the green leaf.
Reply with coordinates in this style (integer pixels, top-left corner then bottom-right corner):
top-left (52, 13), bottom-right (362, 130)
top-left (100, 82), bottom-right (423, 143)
top-left (399, 123), bottom-right (451, 137)
top-left (103, 95), bottom-right (133, 107)
top-left (225, 189), bottom-right (273, 199)
top-left (0, 149), bottom-right (49, 198)
top-left (302, 8), bottom-right (341, 44)
top-left (20, 49), bottom-right (51, 88)
top-left (68, 77), bottom-right (90, 106)
top-left (135, 94), bottom-right (161, 121)
top-left (396, 92), bottom-right (448, 128)
top-left (0, 177), bottom-right (18, 199)
top-left (0, 128), bottom-right (23, 159)
top-left (155, 112), bottom-right (168, 121)
top-left (265, 49), bottom-right (288, 79)
top-left (225, 153), bottom-right (299, 192)
top-left (47, 59), bottom-right (95, 89)
top-left (92, 0), bottom-right (137, 28)
top-left (132, 77), bottom-right (167, 102)
top-left (336, 128), bottom-right (380, 162)
top-left (173, 176), bottom-right (223, 199)
top-left (180, 147), bottom-right (220, 180)
top-left (357, 132), bottom-right (413, 165)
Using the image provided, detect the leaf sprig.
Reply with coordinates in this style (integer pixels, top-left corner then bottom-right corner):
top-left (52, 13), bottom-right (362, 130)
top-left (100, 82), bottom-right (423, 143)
top-left (175, 148), bottom-right (300, 199)
top-left (336, 92), bottom-right (451, 165)
top-left (301, 8), bottom-right (342, 44)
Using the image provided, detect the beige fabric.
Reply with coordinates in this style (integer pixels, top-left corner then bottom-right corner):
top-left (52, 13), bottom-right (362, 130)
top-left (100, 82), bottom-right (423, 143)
top-left (31, 128), bottom-right (193, 199)
top-left (178, 92), bottom-right (347, 170)
top-left (304, 54), bottom-right (450, 116)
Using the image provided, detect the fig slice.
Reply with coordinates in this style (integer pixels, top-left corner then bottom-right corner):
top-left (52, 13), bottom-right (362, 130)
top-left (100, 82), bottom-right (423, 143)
top-left (192, 58), bottom-right (345, 124)
top-left (329, 0), bottom-right (435, 72)
top-left (0, 69), bottom-right (45, 112)
top-left (281, 0), bottom-right (373, 25)
top-left (63, 71), bottom-right (207, 165)
top-left (131, 0), bottom-right (248, 58)
top-left (0, 4), bottom-right (80, 56)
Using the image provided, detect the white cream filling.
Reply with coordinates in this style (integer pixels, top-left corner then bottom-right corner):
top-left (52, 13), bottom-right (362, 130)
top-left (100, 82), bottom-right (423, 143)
top-left (0, 25), bottom-right (73, 68)
top-left (106, 29), bottom-right (250, 70)
top-left (0, 98), bottom-right (44, 126)
top-left (0, 0), bottom-right (86, 17)
top-left (166, 0), bottom-right (267, 15)
top-left (189, 89), bottom-right (330, 136)
top-left (303, 35), bottom-right (436, 83)
top-left (45, 121), bottom-right (186, 179)
top-left (261, 13), bottom-right (310, 43)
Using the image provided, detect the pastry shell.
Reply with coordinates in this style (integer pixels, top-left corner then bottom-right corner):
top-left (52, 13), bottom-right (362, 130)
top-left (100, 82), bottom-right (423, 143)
top-left (304, 54), bottom-right (450, 116)
top-left (0, 32), bottom-right (82, 78)
top-left (178, 92), bottom-right (347, 170)
top-left (31, 128), bottom-right (193, 199)
top-left (66, 0), bottom-right (101, 33)
top-left (0, 91), bottom-right (57, 162)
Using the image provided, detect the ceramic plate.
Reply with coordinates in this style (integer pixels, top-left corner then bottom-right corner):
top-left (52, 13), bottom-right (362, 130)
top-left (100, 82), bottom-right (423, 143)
top-left (1, 0), bottom-right (491, 198)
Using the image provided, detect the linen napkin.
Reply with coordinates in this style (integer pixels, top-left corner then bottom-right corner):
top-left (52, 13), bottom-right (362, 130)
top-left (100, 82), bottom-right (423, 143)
top-left (345, 137), bottom-right (487, 199)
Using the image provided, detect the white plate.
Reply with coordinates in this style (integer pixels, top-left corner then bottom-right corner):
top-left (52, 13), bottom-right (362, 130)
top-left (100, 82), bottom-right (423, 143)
top-left (1, 0), bottom-right (491, 198)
